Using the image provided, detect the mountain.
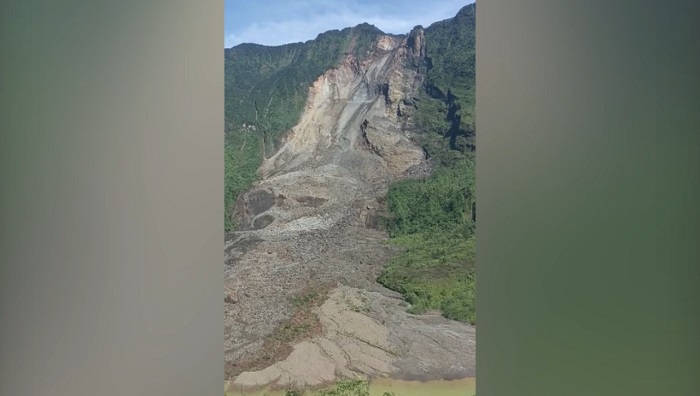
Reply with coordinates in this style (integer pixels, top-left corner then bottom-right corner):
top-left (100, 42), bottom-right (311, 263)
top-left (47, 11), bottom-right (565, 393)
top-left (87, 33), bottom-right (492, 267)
top-left (225, 5), bottom-right (475, 231)
top-left (224, 3), bottom-right (476, 393)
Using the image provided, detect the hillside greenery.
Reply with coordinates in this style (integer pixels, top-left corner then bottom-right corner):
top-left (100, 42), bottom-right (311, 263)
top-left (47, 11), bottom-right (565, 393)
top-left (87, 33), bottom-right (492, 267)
top-left (224, 3), bottom-right (477, 323)
top-left (378, 3), bottom-right (477, 324)
top-left (283, 379), bottom-right (396, 396)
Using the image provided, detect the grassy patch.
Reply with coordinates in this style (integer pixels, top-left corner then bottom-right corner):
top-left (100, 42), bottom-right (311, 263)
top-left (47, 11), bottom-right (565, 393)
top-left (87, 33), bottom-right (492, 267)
top-left (316, 379), bottom-right (370, 396)
top-left (284, 378), bottom-right (397, 396)
top-left (270, 287), bottom-right (330, 345)
top-left (347, 294), bottom-right (372, 314)
top-left (224, 131), bottom-right (263, 231)
top-left (225, 286), bottom-right (331, 379)
top-left (291, 289), bottom-right (326, 308)
top-left (282, 379), bottom-right (379, 396)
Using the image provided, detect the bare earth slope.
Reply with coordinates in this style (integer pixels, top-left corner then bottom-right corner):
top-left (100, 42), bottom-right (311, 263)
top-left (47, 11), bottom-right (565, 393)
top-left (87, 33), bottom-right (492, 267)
top-left (225, 32), bottom-right (475, 393)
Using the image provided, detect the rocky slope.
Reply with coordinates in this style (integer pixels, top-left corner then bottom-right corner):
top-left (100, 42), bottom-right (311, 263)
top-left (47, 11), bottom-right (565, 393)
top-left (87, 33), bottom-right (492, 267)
top-left (224, 14), bottom-right (476, 393)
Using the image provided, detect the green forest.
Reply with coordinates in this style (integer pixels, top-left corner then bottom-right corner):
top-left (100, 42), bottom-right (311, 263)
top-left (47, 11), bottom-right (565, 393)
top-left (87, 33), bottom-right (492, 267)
top-left (224, 3), bottom-right (476, 324)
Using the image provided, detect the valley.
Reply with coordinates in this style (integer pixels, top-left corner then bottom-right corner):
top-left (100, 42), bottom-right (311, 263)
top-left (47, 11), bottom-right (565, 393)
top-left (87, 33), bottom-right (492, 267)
top-left (225, 4), bottom-right (476, 395)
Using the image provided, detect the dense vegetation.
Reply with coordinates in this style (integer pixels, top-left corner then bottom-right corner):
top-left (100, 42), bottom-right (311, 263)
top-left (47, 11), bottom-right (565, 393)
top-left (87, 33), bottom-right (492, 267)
top-left (224, 24), bottom-right (386, 231)
top-left (378, 3), bottom-right (477, 324)
top-left (284, 379), bottom-right (396, 396)
top-left (379, 162), bottom-right (476, 323)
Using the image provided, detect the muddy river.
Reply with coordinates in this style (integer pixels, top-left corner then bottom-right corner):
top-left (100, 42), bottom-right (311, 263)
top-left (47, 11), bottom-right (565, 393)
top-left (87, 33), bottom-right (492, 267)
top-left (225, 377), bottom-right (476, 396)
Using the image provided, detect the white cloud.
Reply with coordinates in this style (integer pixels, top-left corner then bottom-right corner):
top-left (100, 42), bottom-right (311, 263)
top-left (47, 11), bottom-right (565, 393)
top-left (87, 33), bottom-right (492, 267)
top-left (225, 0), bottom-right (473, 47)
top-left (225, 34), bottom-right (241, 48)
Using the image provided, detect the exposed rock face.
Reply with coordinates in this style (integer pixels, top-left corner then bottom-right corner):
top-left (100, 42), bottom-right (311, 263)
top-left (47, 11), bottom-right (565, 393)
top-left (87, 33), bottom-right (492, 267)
top-left (232, 189), bottom-right (279, 230)
top-left (407, 27), bottom-right (427, 70)
top-left (256, 35), bottom-right (424, 179)
top-left (225, 32), bottom-right (475, 393)
top-left (232, 33), bottom-right (428, 233)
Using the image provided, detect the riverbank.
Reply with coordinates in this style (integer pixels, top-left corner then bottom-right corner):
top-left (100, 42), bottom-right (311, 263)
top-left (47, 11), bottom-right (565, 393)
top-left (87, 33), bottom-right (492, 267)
top-left (224, 377), bottom-right (476, 396)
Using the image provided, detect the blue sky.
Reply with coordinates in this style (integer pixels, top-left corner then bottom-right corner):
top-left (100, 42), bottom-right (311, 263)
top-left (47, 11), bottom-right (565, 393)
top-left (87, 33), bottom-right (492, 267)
top-left (225, 0), bottom-right (475, 48)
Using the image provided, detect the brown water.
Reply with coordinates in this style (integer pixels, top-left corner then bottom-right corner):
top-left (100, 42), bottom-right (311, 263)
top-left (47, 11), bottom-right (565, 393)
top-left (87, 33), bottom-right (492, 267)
top-left (369, 377), bottom-right (475, 396)
top-left (224, 377), bottom-right (476, 396)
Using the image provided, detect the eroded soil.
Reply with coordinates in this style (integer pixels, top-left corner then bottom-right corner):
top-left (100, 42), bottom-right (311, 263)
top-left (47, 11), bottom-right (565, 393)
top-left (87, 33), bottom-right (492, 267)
top-left (225, 32), bottom-right (475, 394)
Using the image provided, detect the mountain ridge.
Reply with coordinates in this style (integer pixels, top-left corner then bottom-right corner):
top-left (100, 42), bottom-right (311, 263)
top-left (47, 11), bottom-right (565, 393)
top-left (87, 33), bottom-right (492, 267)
top-left (226, 22), bottom-right (389, 51)
top-left (225, 9), bottom-right (472, 50)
